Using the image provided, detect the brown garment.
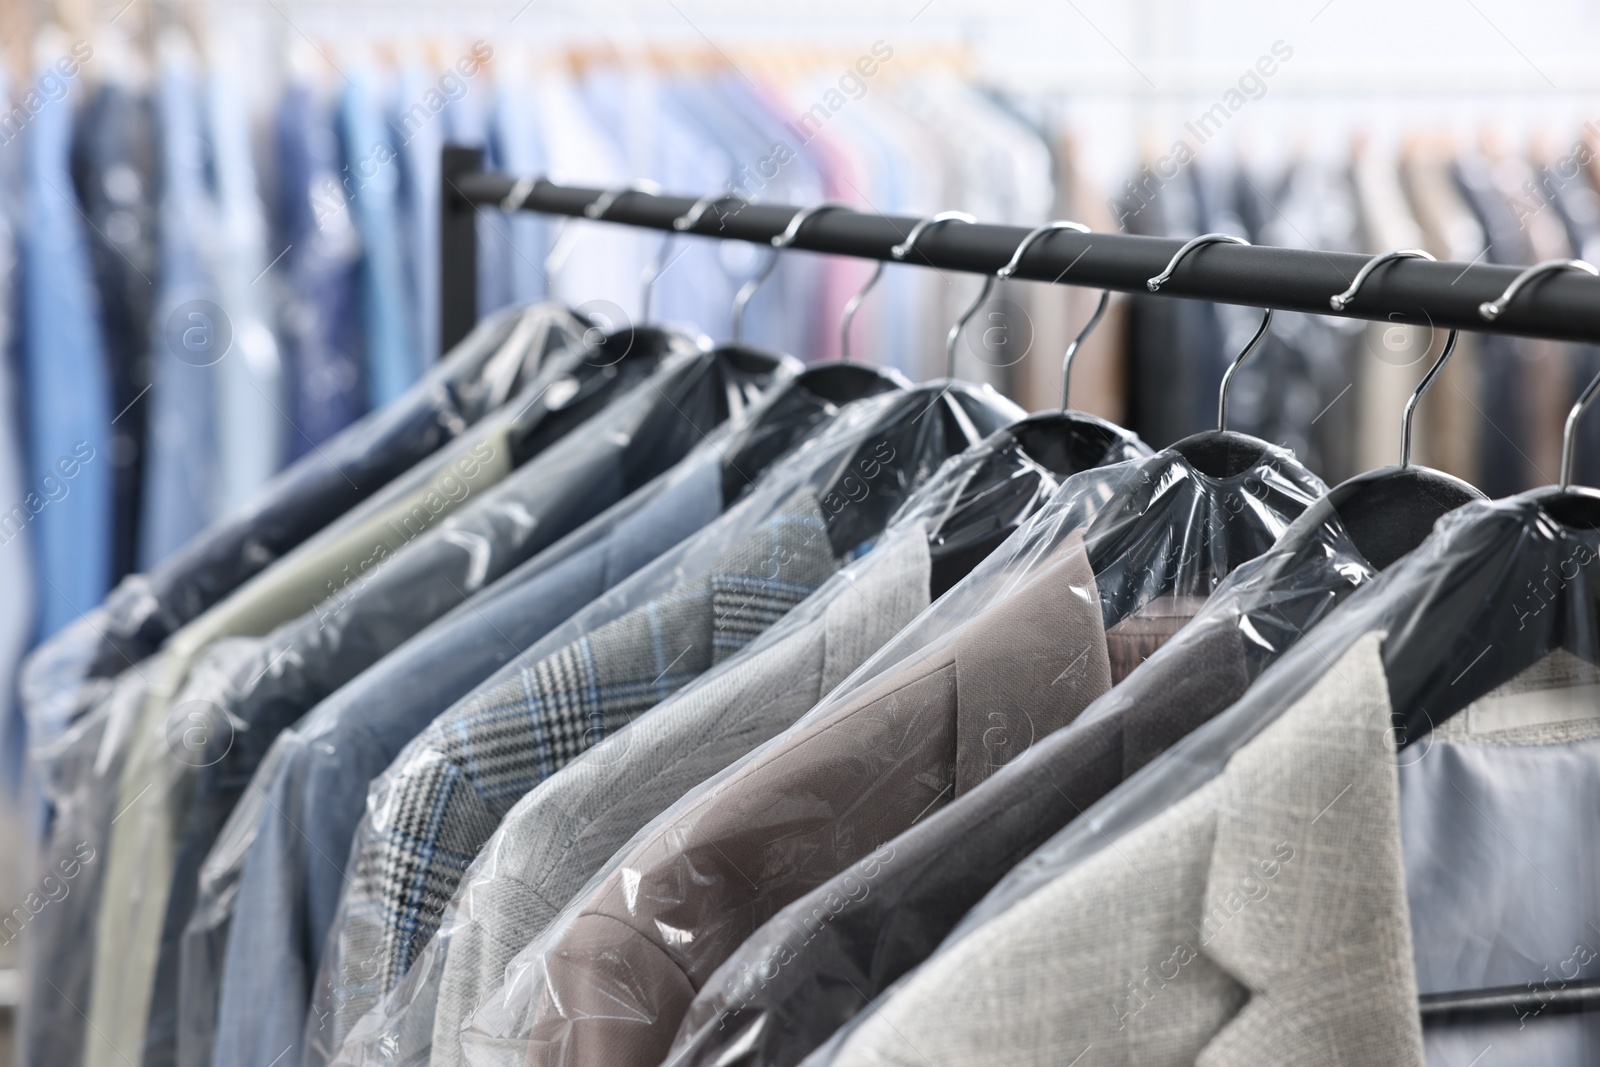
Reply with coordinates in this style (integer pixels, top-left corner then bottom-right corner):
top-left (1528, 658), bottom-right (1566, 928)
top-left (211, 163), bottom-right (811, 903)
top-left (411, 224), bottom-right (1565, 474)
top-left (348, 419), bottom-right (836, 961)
top-left (514, 531), bottom-right (1121, 1067)
top-left (1104, 594), bottom-right (1209, 683)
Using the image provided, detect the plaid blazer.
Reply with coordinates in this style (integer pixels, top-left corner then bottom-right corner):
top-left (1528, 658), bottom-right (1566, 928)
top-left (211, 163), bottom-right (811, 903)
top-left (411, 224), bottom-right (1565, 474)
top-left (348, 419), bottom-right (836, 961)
top-left (309, 490), bottom-right (840, 1061)
top-left (412, 525), bottom-right (933, 1067)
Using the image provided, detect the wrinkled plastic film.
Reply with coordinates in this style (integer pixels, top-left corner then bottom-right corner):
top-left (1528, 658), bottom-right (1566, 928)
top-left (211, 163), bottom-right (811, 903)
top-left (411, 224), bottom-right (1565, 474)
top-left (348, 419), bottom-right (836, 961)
top-left (93, 335), bottom-right (789, 1067)
top-left (325, 410), bottom-right (1083, 1067)
top-left (131, 340), bottom-right (793, 1067)
top-left (301, 381), bottom-right (1021, 1066)
top-left (706, 503), bottom-right (1377, 1067)
top-left (18, 661), bottom-right (153, 1067)
top-left (17, 303), bottom-right (569, 755)
top-left (174, 360), bottom-right (902, 1067)
top-left (455, 439), bottom-right (1325, 1067)
top-left (900, 491), bottom-right (1600, 1064)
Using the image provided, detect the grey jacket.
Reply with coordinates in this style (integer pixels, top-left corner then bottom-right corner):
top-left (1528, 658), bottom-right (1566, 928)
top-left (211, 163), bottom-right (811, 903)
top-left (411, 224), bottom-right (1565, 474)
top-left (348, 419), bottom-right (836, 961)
top-left (829, 631), bottom-right (1425, 1067)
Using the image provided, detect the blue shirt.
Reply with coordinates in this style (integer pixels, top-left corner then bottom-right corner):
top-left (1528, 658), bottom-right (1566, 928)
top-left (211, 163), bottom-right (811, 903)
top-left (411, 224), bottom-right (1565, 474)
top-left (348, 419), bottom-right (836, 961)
top-left (140, 55), bottom-right (221, 568)
top-left (340, 69), bottom-right (416, 409)
top-left (19, 62), bottom-right (113, 640)
top-left (275, 83), bottom-right (367, 458)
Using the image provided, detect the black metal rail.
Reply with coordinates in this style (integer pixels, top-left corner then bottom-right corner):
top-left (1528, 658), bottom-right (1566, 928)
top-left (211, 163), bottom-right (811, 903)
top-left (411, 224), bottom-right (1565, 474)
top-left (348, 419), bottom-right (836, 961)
top-left (439, 144), bottom-right (1600, 355)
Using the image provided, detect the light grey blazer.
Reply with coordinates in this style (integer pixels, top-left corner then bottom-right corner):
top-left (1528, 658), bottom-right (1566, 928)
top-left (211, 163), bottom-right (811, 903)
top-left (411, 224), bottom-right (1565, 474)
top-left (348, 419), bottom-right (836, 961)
top-left (830, 631), bottom-right (1426, 1067)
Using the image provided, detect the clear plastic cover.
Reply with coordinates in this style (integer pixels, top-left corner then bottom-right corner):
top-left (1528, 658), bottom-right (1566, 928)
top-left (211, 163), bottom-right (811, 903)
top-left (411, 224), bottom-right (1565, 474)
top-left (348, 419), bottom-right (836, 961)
top-left (322, 411), bottom-right (1103, 1067)
top-left (17, 659), bottom-right (153, 1067)
top-left (300, 382), bottom-right (1023, 1067)
top-left (132, 343), bottom-right (793, 1067)
top-left (174, 363), bottom-right (903, 1067)
top-left (17, 303), bottom-right (574, 756)
top-left (455, 438), bottom-right (1325, 1067)
top-left (669, 503), bottom-right (1379, 1067)
top-left (74, 330), bottom-right (754, 1067)
top-left (822, 489), bottom-right (1600, 1067)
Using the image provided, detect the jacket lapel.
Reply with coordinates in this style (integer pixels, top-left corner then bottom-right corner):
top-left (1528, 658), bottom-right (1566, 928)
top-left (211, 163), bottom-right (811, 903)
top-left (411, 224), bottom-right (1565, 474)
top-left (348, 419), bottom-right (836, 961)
top-left (1198, 631), bottom-right (1424, 1066)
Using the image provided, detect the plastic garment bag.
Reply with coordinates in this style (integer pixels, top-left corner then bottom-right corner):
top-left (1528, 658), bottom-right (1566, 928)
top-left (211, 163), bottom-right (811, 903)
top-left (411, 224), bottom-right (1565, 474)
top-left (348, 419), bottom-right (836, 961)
top-left (300, 381), bottom-right (1021, 1067)
top-left (176, 364), bottom-right (902, 1067)
top-left (134, 341), bottom-right (790, 1067)
top-left (322, 411), bottom-right (1121, 1067)
top-left (81, 326), bottom-right (716, 1067)
top-left (23, 305), bottom-right (581, 1067)
top-left (18, 659), bottom-right (154, 1067)
top-left (458, 439), bottom-right (1325, 1067)
top-left (676, 504), bottom-right (1377, 1067)
top-left (672, 502), bottom-right (1379, 1067)
top-left (17, 303), bottom-right (573, 757)
top-left (824, 491), bottom-right (1600, 1067)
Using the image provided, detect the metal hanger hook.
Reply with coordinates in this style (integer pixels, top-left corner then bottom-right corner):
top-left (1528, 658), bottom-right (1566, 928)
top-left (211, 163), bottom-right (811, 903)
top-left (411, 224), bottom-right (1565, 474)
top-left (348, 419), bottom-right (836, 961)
top-left (731, 201), bottom-right (853, 345)
top-left (1402, 329), bottom-right (1457, 469)
top-left (545, 180), bottom-right (661, 301)
top-left (1478, 258), bottom-right (1598, 322)
top-left (500, 175), bottom-right (542, 214)
top-left (839, 209), bottom-right (973, 366)
top-left (1479, 260), bottom-right (1600, 488)
top-left (1147, 233), bottom-right (1266, 431)
top-left (674, 192), bottom-right (750, 233)
top-left (997, 219), bottom-right (1104, 411)
top-left (1061, 292), bottom-right (1110, 413)
top-left (890, 210), bottom-right (976, 262)
top-left (1330, 247), bottom-right (1434, 311)
top-left (644, 193), bottom-right (752, 325)
top-left (1564, 371), bottom-right (1600, 491)
top-left (839, 262), bottom-right (885, 365)
top-left (1215, 308), bottom-right (1273, 433)
top-left (891, 211), bottom-right (976, 376)
top-left (1326, 248), bottom-right (1456, 468)
top-left (945, 276), bottom-right (997, 380)
top-left (582, 180), bottom-right (662, 221)
top-left (1146, 232), bottom-right (1248, 292)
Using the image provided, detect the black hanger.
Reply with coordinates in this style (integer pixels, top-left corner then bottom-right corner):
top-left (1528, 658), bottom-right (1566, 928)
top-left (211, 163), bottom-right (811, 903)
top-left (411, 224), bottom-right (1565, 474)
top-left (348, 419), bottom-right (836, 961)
top-left (815, 380), bottom-right (1017, 560)
top-left (1083, 236), bottom-right (1326, 625)
top-left (719, 363), bottom-right (905, 505)
top-left (504, 182), bottom-right (696, 464)
top-left (921, 219), bottom-right (1154, 596)
top-left (1384, 257), bottom-right (1600, 744)
top-left (1281, 250), bottom-right (1486, 570)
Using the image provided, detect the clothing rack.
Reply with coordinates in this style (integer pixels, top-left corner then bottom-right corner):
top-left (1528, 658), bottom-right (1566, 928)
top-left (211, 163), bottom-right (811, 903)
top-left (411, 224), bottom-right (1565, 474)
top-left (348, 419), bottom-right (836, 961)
top-left (439, 144), bottom-right (1600, 356)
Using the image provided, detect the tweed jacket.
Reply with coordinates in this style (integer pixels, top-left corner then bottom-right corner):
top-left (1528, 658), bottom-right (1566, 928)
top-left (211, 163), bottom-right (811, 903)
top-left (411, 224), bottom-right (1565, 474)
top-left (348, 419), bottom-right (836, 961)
top-left (308, 489), bottom-right (840, 1063)
top-left (487, 531), bottom-right (1117, 1067)
top-left (364, 524), bottom-right (934, 1067)
top-left (829, 631), bottom-right (1425, 1067)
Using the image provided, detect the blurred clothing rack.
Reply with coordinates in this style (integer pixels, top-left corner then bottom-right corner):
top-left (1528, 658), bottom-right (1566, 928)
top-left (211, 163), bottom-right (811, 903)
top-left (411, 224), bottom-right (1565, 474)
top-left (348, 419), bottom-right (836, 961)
top-left (438, 143), bottom-right (1600, 354)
